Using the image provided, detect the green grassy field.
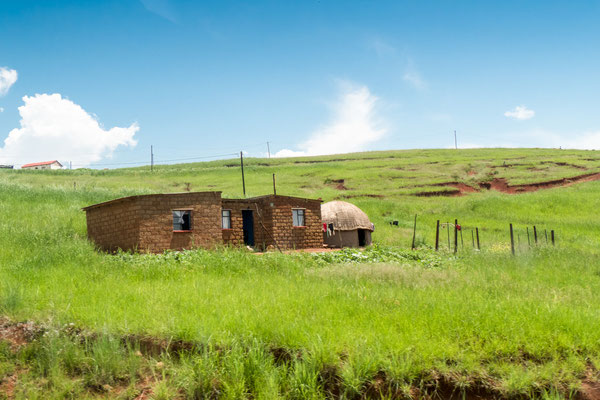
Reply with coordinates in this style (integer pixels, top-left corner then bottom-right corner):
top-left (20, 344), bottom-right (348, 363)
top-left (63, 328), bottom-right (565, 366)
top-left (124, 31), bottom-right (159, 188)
top-left (1, 148), bottom-right (600, 399)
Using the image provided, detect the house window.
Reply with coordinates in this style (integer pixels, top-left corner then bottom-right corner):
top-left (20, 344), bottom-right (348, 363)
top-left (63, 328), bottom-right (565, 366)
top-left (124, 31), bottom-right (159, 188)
top-left (173, 210), bottom-right (192, 231)
top-left (222, 209), bottom-right (232, 229)
top-left (292, 209), bottom-right (305, 227)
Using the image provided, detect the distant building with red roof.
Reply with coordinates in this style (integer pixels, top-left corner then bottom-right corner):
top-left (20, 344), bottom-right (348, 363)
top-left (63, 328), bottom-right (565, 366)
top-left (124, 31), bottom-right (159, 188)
top-left (21, 160), bottom-right (63, 170)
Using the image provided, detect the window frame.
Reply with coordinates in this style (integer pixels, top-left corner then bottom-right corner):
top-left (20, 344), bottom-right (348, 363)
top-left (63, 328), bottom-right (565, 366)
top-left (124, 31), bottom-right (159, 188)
top-left (292, 208), bottom-right (306, 227)
top-left (172, 209), bottom-right (193, 232)
top-left (222, 209), bottom-right (232, 230)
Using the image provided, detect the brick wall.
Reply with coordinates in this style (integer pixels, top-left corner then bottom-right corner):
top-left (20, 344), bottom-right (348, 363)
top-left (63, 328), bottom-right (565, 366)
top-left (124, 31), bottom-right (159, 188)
top-left (137, 192), bottom-right (222, 253)
top-left (85, 192), bottom-right (222, 253)
top-left (85, 198), bottom-right (139, 252)
top-left (221, 199), bottom-right (268, 248)
top-left (269, 196), bottom-right (323, 249)
top-left (85, 192), bottom-right (323, 253)
top-left (221, 196), bottom-right (322, 250)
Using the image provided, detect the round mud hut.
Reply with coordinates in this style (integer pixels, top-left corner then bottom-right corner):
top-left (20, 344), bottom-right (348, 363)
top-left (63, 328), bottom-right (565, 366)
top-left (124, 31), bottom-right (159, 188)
top-left (321, 201), bottom-right (374, 248)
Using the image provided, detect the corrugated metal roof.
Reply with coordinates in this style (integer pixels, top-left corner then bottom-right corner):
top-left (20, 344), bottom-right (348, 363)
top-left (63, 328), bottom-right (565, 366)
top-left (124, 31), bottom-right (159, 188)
top-left (21, 160), bottom-right (62, 168)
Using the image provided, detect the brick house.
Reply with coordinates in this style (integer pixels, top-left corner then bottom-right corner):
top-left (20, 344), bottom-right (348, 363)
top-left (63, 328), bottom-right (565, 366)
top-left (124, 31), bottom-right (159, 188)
top-left (83, 192), bottom-right (323, 253)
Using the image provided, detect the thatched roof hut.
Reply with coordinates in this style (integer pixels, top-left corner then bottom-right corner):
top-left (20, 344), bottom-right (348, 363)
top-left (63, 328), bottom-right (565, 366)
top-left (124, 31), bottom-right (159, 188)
top-left (321, 201), bottom-right (373, 247)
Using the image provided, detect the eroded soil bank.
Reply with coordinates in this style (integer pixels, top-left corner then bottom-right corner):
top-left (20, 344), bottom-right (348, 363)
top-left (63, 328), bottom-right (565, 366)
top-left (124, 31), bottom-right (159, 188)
top-left (2, 316), bottom-right (600, 399)
top-left (413, 172), bottom-right (600, 197)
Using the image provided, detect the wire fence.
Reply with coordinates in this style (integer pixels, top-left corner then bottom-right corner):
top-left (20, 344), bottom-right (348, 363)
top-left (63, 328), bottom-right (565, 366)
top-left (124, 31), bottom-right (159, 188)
top-left (405, 215), bottom-right (557, 254)
top-left (0, 140), bottom-right (285, 169)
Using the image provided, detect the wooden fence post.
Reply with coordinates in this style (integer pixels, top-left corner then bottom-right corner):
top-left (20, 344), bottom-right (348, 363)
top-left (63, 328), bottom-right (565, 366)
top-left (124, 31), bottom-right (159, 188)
top-left (533, 226), bottom-right (538, 245)
top-left (527, 227), bottom-right (531, 247)
top-left (551, 230), bottom-right (555, 246)
top-left (476, 227), bottom-right (480, 250)
top-left (454, 219), bottom-right (458, 254)
top-left (510, 223), bottom-right (515, 255)
top-left (471, 230), bottom-right (475, 248)
top-left (435, 220), bottom-right (440, 251)
top-left (545, 229), bottom-right (548, 244)
top-left (411, 214), bottom-right (418, 250)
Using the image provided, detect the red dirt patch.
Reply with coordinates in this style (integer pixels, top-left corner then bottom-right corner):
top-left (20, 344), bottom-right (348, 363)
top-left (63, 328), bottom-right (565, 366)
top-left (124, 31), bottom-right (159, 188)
top-left (0, 317), bottom-right (42, 351)
top-left (578, 380), bottom-right (600, 400)
top-left (576, 369), bottom-right (600, 400)
top-left (452, 182), bottom-right (478, 193)
top-left (411, 172), bottom-right (600, 196)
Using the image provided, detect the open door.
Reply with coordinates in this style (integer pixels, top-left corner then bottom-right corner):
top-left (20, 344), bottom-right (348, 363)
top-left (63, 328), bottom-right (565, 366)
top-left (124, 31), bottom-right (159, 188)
top-left (242, 210), bottom-right (254, 246)
top-left (358, 229), bottom-right (366, 247)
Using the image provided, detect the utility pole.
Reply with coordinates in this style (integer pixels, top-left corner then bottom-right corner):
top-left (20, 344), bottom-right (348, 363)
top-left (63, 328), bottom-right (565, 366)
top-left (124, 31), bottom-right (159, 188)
top-left (454, 130), bottom-right (457, 149)
top-left (267, 142), bottom-right (271, 158)
top-left (150, 145), bottom-right (154, 172)
top-left (240, 151), bottom-right (246, 197)
top-left (272, 173), bottom-right (276, 195)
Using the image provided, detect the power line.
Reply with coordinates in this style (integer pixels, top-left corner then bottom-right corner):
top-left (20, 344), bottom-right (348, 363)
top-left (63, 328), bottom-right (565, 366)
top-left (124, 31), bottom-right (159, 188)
top-left (0, 141), bottom-right (271, 166)
top-left (153, 153), bottom-right (239, 164)
top-left (69, 152), bottom-right (240, 168)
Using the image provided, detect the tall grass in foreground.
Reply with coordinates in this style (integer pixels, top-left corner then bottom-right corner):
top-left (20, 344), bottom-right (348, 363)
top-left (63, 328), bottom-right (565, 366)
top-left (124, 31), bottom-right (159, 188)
top-left (2, 240), bottom-right (600, 396)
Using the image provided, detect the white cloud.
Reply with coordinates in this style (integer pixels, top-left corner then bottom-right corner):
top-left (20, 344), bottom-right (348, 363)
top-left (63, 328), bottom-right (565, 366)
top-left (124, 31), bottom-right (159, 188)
top-left (0, 93), bottom-right (138, 167)
top-left (0, 107), bottom-right (3, 113)
top-left (0, 67), bottom-right (17, 96)
top-left (504, 105), bottom-right (535, 120)
top-left (274, 84), bottom-right (386, 157)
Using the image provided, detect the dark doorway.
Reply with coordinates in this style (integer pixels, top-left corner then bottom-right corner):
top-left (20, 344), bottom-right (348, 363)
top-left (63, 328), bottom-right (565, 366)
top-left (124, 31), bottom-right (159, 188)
top-left (242, 210), bottom-right (254, 246)
top-left (358, 229), bottom-right (366, 247)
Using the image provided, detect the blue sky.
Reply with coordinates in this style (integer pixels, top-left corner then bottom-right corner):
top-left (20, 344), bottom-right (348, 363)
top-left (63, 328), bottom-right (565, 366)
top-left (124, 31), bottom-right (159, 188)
top-left (1, 0), bottom-right (600, 167)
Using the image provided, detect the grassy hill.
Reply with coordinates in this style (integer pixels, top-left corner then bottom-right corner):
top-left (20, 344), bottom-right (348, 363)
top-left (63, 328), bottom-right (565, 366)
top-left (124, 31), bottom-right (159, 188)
top-left (1, 148), bottom-right (600, 399)
top-left (5, 147), bottom-right (600, 249)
